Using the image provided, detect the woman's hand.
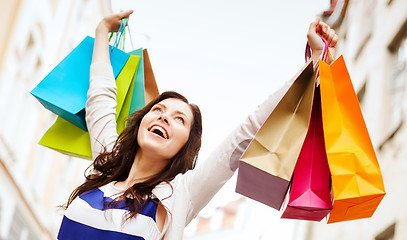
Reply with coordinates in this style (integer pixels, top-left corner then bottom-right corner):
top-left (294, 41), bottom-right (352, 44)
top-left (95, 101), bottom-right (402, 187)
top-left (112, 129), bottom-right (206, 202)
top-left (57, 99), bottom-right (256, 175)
top-left (307, 17), bottom-right (338, 64)
top-left (96, 10), bottom-right (134, 34)
top-left (92, 10), bottom-right (133, 64)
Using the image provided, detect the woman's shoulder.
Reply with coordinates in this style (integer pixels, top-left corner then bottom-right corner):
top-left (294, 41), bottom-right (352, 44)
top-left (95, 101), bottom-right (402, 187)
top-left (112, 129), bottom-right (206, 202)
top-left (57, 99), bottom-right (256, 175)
top-left (152, 173), bottom-right (186, 201)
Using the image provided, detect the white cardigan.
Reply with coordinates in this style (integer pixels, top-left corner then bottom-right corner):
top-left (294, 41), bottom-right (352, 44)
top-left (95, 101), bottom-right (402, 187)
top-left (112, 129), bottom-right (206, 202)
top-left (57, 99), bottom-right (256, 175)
top-left (85, 62), bottom-right (291, 239)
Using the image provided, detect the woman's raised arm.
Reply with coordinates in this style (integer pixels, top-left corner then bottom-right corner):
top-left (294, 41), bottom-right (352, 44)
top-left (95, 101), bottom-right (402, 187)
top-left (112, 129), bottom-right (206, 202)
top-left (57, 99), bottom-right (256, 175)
top-left (182, 19), bottom-right (338, 222)
top-left (86, 10), bottom-right (133, 160)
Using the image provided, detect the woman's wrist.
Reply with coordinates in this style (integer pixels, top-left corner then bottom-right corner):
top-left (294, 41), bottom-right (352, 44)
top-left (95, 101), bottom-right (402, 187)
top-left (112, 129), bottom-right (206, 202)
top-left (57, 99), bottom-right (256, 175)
top-left (310, 49), bottom-right (323, 66)
top-left (92, 21), bottom-right (111, 64)
top-left (96, 21), bottom-right (110, 36)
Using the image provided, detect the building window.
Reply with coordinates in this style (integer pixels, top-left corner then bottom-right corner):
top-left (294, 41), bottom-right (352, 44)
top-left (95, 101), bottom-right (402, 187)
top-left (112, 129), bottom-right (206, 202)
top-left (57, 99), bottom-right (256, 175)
top-left (375, 223), bottom-right (395, 240)
top-left (357, 81), bottom-right (367, 105)
top-left (388, 35), bottom-right (407, 137)
top-left (355, 0), bottom-right (376, 60)
top-left (7, 207), bottom-right (39, 240)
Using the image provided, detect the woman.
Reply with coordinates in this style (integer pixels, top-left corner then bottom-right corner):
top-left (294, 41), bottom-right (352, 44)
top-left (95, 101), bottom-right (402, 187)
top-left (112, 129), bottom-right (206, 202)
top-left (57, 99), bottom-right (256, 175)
top-left (58, 10), bottom-right (337, 240)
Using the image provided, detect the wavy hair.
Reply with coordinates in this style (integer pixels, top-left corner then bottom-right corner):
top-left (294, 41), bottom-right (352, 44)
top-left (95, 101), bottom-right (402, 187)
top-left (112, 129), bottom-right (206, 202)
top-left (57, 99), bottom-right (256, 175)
top-left (64, 91), bottom-right (202, 221)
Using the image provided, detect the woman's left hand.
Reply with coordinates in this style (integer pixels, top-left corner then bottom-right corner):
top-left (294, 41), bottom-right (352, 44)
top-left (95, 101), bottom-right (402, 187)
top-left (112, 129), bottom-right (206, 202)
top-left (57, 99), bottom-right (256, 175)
top-left (92, 10), bottom-right (133, 64)
top-left (97, 10), bottom-right (134, 34)
top-left (307, 17), bottom-right (338, 64)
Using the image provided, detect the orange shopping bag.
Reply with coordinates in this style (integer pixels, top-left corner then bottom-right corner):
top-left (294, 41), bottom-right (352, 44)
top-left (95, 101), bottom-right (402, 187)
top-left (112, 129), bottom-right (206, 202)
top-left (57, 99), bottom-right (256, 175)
top-left (319, 56), bottom-right (385, 223)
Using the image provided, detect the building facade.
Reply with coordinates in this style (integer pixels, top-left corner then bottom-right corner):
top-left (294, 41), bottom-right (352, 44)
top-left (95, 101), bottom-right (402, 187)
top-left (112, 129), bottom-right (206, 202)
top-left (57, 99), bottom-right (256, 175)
top-left (304, 0), bottom-right (407, 239)
top-left (0, 0), bottom-right (110, 239)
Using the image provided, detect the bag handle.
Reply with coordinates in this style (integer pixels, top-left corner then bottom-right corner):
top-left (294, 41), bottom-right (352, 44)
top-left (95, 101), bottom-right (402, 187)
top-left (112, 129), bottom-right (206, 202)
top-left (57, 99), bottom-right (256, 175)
top-left (305, 35), bottom-right (333, 63)
top-left (109, 18), bottom-right (134, 52)
top-left (306, 35), bottom-right (333, 86)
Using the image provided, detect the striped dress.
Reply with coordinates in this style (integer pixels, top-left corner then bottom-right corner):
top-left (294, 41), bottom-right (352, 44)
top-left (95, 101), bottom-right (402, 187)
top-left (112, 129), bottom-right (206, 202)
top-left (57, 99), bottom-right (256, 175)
top-left (57, 182), bottom-right (161, 239)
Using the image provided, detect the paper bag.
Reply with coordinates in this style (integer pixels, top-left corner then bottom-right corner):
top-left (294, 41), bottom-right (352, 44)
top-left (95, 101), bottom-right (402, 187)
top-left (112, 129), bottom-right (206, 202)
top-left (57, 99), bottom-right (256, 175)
top-left (281, 87), bottom-right (332, 221)
top-left (39, 55), bottom-right (140, 159)
top-left (30, 36), bottom-right (129, 131)
top-left (236, 61), bottom-right (316, 210)
top-left (319, 56), bottom-right (385, 223)
top-left (142, 49), bottom-right (160, 104)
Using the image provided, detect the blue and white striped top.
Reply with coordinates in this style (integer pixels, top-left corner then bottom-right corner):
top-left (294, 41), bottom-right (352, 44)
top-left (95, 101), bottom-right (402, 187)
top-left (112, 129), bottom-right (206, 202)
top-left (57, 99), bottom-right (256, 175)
top-left (57, 181), bottom-right (161, 240)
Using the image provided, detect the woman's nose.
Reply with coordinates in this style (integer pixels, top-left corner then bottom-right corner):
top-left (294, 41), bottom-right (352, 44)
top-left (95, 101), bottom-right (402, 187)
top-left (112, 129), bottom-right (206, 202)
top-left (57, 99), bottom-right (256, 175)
top-left (158, 115), bottom-right (169, 124)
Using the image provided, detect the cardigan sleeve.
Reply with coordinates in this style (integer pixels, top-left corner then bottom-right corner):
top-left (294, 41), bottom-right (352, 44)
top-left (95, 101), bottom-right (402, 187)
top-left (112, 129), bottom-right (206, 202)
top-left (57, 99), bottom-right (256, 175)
top-left (85, 62), bottom-right (119, 161)
top-left (183, 79), bottom-right (292, 223)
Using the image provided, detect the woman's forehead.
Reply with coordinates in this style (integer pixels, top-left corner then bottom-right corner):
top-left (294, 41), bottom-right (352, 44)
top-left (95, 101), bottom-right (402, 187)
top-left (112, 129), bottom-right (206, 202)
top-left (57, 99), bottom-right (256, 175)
top-left (156, 98), bottom-right (193, 116)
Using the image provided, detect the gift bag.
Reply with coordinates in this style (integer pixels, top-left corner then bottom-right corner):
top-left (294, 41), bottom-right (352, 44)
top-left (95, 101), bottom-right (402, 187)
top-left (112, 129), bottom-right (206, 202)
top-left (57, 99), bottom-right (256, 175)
top-left (236, 61), bottom-right (317, 210)
top-left (142, 49), bottom-right (159, 104)
top-left (30, 36), bottom-right (129, 131)
top-left (117, 48), bottom-right (159, 132)
top-left (281, 86), bottom-right (332, 221)
top-left (38, 55), bottom-right (140, 159)
top-left (127, 48), bottom-right (146, 116)
top-left (126, 49), bottom-right (159, 115)
top-left (319, 56), bottom-right (386, 223)
top-left (39, 49), bottom-right (160, 159)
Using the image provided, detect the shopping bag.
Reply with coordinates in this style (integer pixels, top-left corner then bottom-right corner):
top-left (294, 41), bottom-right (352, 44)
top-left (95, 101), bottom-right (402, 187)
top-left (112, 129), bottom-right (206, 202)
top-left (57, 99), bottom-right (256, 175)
top-left (127, 48), bottom-right (146, 116)
top-left (38, 117), bottom-right (92, 159)
top-left (30, 36), bottom-right (130, 131)
top-left (39, 55), bottom-right (140, 159)
top-left (117, 48), bottom-right (160, 132)
top-left (127, 49), bottom-right (159, 112)
top-left (125, 49), bottom-right (158, 118)
top-left (319, 56), bottom-right (386, 223)
top-left (38, 49), bottom-right (160, 159)
top-left (142, 49), bottom-right (160, 104)
top-left (281, 86), bottom-right (332, 221)
top-left (236, 60), bottom-right (317, 210)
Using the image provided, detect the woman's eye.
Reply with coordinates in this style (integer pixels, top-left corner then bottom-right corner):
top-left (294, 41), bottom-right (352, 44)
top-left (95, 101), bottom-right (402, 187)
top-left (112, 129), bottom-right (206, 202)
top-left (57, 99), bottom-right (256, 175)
top-left (175, 117), bottom-right (184, 124)
top-left (153, 108), bottom-right (162, 113)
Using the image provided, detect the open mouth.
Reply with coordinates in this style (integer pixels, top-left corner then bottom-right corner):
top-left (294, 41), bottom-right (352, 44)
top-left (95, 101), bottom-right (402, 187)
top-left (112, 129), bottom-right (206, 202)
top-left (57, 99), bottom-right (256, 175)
top-left (149, 125), bottom-right (168, 139)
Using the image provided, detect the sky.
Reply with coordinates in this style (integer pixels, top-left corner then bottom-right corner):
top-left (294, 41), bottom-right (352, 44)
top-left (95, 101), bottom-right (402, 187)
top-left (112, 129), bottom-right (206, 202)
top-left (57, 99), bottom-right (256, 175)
top-left (112, 0), bottom-right (330, 227)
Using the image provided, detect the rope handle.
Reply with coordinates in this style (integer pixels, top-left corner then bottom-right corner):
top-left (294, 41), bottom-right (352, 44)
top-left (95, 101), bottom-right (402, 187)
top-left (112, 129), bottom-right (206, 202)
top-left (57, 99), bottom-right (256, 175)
top-left (305, 35), bottom-right (334, 86)
top-left (305, 34), bottom-right (333, 63)
top-left (108, 18), bottom-right (134, 52)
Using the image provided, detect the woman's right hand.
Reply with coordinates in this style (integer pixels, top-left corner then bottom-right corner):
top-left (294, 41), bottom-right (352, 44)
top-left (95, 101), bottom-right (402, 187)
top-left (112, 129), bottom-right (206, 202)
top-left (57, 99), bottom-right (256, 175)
top-left (96, 10), bottom-right (134, 34)
top-left (307, 17), bottom-right (338, 64)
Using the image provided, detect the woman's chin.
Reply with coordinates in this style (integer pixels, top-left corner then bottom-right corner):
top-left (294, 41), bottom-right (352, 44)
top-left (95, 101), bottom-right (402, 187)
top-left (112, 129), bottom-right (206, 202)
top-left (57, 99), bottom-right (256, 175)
top-left (138, 141), bottom-right (176, 160)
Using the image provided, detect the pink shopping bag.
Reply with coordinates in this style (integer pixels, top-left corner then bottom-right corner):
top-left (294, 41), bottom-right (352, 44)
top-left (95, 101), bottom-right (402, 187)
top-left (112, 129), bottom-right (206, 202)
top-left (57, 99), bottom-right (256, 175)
top-left (281, 86), bottom-right (332, 221)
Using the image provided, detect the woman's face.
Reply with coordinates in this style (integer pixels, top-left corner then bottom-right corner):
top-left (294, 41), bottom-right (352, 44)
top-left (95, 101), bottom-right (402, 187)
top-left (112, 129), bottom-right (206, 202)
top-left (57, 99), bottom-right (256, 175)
top-left (137, 98), bottom-right (194, 161)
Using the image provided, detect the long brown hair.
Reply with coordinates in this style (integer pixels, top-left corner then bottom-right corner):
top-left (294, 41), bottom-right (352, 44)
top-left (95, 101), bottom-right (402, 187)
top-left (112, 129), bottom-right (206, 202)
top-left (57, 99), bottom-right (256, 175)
top-left (65, 91), bottom-right (202, 220)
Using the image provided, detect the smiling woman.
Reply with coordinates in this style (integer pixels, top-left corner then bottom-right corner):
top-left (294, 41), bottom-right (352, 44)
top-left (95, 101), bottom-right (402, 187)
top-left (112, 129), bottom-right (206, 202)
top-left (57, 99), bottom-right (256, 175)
top-left (57, 9), bottom-right (338, 240)
top-left (138, 97), bottom-right (195, 162)
top-left (60, 91), bottom-right (202, 238)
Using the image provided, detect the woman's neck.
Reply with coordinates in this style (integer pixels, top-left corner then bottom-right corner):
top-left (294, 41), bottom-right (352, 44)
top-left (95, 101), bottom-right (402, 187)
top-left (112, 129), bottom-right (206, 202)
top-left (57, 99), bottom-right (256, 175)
top-left (115, 150), bottom-right (168, 190)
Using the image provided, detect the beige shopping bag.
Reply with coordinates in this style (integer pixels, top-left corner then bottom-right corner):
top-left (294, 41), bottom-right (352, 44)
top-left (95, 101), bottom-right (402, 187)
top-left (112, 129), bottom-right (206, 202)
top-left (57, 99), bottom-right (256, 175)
top-left (236, 60), bottom-right (316, 210)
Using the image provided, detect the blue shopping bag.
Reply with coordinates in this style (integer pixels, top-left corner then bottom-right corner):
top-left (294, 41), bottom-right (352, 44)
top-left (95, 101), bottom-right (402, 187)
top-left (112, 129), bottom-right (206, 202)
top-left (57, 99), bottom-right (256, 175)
top-left (128, 48), bottom-right (146, 114)
top-left (119, 48), bottom-right (160, 128)
top-left (30, 36), bottom-right (130, 131)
